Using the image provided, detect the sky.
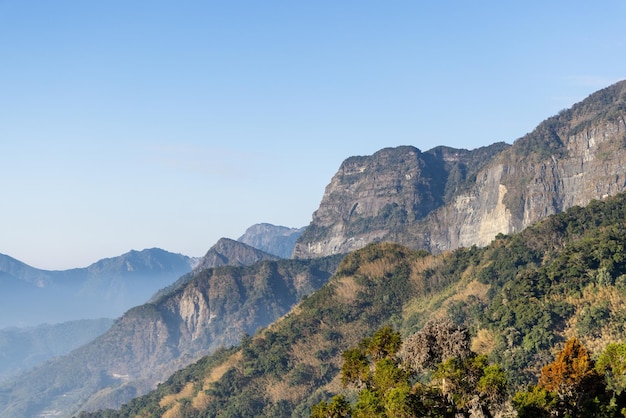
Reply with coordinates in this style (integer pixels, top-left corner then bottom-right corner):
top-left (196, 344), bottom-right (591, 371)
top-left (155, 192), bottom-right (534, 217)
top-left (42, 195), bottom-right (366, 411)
top-left (1, 1), bottom-right (625, 270)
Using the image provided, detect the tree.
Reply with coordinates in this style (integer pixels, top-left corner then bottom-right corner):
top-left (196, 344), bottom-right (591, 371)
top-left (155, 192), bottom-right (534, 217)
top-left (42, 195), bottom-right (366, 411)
top-left (310, 395), bottom-right (352, 418)
top-left (401, 318), bottom-right (471, 372)
top-left (538, 338), bottom-right (599, 397)
top-left (516, 338), bottom-right (612, 417)
top-left (512, 385), bottom-right (556, 418)
top-left (365, 326), bottom-right (402, 361)
top-left (433, 354), bottom-right (508, 417)
top-left (341, 348), bottom-right (370, 388)
top-left (312, 322), bottom-right (508, 418)
top-left (596, 342), bottom-right (626, 396)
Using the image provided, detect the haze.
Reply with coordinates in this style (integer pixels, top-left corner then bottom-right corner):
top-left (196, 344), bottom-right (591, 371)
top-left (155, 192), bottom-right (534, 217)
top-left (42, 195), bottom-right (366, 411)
top-left (1, 1), bottom-right (624, 269)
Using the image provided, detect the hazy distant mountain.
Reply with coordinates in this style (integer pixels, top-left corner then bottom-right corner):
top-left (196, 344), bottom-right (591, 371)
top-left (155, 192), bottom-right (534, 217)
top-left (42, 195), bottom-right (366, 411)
top-left (0, 318), bottom-right (114, 383)
top-left (237, 223), bottom-right (305, 258)
top-left (0, 248), bottom-right (194, 328)
top-left (194, 237), bottom-right (280, 271)
top-left (149, 238), bottom-right (280, 303)
top-left (7, 80), bottom-right (626, 418)
top-left (0, 255), bottom-right (342, 417)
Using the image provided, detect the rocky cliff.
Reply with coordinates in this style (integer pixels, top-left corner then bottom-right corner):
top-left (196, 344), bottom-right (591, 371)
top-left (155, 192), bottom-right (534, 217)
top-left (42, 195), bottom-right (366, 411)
top-left (238, 223), bottom-right (305, 258)
top-left (294, 80), bottom-right (626, 258)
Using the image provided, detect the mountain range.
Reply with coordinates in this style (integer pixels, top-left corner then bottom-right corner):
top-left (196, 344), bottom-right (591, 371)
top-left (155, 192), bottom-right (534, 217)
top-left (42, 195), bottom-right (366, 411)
top-left (0, 80), bottom-right (625, 417)
top-left (0, 248), bottom-right (196, 329)
top-left (0, 231), bottom-right (301, 388)
top-left (0, 253), bottom-right (342, 417)
top-left (82, 190), bottom-right (626, 417)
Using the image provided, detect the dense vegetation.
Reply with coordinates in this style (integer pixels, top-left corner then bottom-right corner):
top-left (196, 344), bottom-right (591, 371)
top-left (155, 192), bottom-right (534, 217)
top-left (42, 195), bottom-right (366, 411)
top-left (312, 326), bottom-right (626, 417)
top-left (80, 192), bottom-right (626, 417)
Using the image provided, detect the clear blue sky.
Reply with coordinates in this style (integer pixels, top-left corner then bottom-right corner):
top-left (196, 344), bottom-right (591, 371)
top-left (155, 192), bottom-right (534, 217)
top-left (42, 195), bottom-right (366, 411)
top-left (1, 1), bottom-right (624, 270)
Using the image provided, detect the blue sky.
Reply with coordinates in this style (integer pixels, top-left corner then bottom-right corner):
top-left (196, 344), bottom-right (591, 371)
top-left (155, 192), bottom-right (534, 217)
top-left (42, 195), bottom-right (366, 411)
top-left (1, 1), bottom-right (625, 269)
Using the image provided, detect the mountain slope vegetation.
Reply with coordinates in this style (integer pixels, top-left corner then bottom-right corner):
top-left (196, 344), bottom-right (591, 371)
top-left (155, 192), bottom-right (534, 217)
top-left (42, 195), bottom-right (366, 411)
top-left (81, 191), bottom-right (626, 417)
top-left (0, 256), bottom-right (342, 418)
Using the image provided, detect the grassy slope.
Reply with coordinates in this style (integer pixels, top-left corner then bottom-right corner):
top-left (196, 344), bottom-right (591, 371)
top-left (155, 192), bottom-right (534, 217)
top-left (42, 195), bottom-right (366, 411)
top-left (82, 193), bottom-right (626, 418)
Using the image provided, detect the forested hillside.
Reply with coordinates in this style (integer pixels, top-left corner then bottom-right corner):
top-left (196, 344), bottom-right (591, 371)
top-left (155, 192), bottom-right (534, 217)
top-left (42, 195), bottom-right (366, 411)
top-left (81, 192), bottom-right (626, 417)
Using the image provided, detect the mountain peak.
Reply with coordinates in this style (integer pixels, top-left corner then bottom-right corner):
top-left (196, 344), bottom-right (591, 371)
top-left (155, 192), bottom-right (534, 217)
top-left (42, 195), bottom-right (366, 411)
top-left (237, 223), bottom-right (305, 258)
top-left (193, 237), bottom-right (279, 272)
top-left (295, 81), bottom-right (626, 259)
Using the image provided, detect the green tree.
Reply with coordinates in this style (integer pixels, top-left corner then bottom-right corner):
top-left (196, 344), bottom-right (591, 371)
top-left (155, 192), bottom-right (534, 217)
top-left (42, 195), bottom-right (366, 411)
top-left (596, 342), bottom-right (626, 396)
top-left (312, 323), bottom-right (508, 418)
top-left (512, 385), bottom-right (556, 418)
top-left (366, 326), bottom-right (402, 361)
top-left (433, 354), bottom-right (508, 417)
top-left (310, 395), bottom-right (352, 418)
top-left (515, 338), bottom-right (613, 417)
top-left (341, 348), bottom-right (370, 388)
top-left (353, 389), bottom-right (384, 418)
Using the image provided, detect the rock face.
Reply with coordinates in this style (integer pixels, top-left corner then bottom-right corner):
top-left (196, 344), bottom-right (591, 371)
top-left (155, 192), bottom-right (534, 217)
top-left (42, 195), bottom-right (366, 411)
top-left (238, 223), bottom-right (305, 258)
top-left (293, 143), bottom-right (509, 257)
top-left (294, 80), bottom-right (626, 258)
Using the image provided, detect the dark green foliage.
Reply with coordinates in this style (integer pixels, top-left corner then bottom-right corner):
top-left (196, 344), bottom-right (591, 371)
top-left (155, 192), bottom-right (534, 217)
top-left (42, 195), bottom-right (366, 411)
top-left (310, 395), bottom-right (351, 418)
top-left (83, 191), bottom-right (626, 417)
top-left (316, 325), bottom-right (508, 417)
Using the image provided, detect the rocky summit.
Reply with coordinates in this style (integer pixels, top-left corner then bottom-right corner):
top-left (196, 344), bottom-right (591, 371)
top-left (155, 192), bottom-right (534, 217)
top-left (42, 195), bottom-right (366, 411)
top-left (294, 80), bottom-right (626, 258)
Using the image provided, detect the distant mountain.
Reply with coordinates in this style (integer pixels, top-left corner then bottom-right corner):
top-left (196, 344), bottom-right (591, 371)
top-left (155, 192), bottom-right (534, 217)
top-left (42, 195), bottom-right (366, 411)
top-left (0, 318), bottom-right (114, 383)
top-left (7, 80), bottom-right (626, 418)
top-left (295, 80), bottom-right (626, 258)
top-left (0, 248), bottom-right (194, 328)
top-left (194, 237), bottom-right (280, 271)
top-left (0, 255), bottom-right (342, 417)
top-left (237, 223), bottom-right (305, 258)
top-left (149, 238), bottom-right (281, 303)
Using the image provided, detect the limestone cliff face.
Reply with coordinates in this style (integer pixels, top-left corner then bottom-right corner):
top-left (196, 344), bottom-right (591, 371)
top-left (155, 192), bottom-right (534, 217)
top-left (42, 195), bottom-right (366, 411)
top-left (295, 80), bottom-right (626, 257)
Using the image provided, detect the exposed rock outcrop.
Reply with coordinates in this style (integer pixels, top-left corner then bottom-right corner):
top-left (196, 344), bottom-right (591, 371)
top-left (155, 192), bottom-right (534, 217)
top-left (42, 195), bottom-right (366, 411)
top-left (294, 80), bottom-right (626, 258)
top-left (238, 223), bottom-right (305, 258)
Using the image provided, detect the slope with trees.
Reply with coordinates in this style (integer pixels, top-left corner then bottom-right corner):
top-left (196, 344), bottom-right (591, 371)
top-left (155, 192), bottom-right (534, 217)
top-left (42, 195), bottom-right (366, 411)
top-left (80, 191), bottom-right (626, 417)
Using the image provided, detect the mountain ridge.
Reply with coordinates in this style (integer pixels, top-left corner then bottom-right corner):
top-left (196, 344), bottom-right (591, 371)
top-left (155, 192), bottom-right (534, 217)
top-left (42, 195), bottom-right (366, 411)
top-left (4, 80), bottom-right (626, 417)
top-left (294, 79), bottom-right (626, 258)
top-left (80, 190), bottom-right (626, 417)
top-left (0, 255), bottom-right (343, 417)
top-left (0, 248), bottom-right (195, 329)
top-left (238, 223), bottom-right (306, 258)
